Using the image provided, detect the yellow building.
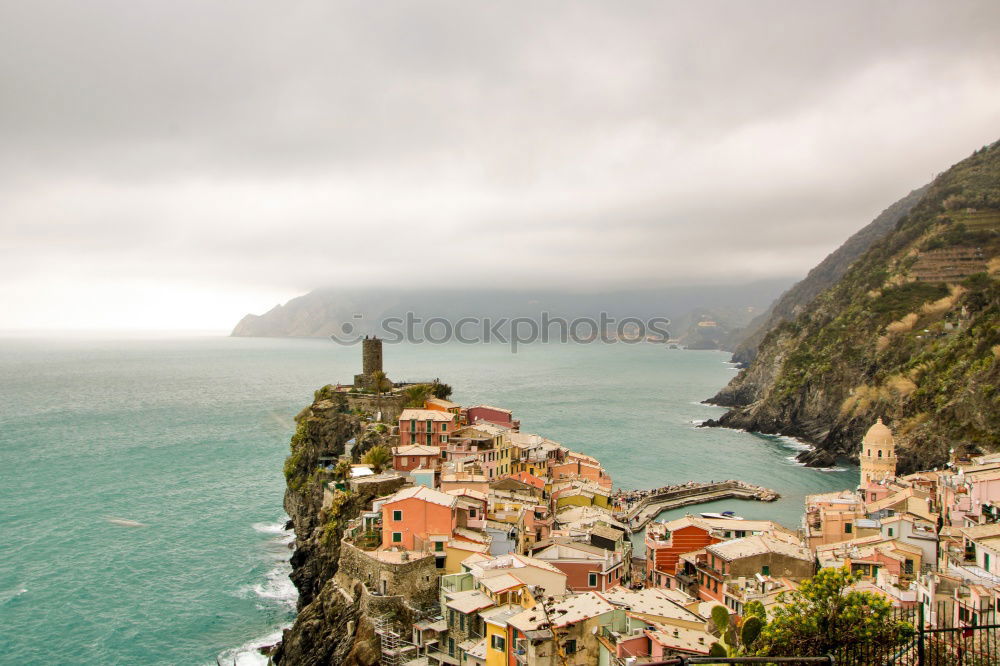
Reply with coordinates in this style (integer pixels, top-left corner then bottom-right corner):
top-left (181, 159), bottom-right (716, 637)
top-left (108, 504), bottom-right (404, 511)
top-left (860, 418), bottom-right (897, 486)
top-left (481, 605), bottom-right (523, 666)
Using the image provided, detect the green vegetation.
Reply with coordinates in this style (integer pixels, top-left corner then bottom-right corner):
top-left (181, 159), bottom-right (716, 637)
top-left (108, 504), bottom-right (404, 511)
top-left (431, 382), bottom-right (453, 400)
top-left (361, 445), bottom-right (391, 473)
top-left (727, 140), bottom-right (1000, 467)
top-left (284, 420), bottom-right (312, 490)
top-left (870, 282), bottom-right (949, 318)
top-left (708, 604), bottom-right (764, 657)
top-left (403, 384), bottom-right (432, 408)
top-left (333, 458), bottom-right (352, 482)
top-left (756, 568), bottom-right (914, 659)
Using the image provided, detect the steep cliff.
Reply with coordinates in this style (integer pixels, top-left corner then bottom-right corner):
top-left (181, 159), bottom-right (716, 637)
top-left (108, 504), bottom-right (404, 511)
top-left (272, 389), bottom-right (405, 665)
top-left (707, 141), bottom-right (1000, 472)
top-left (722, 184), bottom-right (929, 371)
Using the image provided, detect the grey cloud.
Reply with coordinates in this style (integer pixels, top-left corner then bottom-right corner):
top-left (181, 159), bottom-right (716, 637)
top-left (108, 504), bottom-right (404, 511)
top-left (1, 1), bottom-right (999, 328)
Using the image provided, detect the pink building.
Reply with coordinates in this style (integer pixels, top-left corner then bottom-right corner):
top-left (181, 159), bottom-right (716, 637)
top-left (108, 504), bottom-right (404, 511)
top-left (398, 409), bottom-right (458, 448)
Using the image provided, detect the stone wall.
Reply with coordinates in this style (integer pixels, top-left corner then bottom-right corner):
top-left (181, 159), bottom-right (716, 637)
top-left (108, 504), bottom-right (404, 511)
top-left (346, 393), bottom-right (408, 423)
top-left (338, 540), bottom-right (439, 608)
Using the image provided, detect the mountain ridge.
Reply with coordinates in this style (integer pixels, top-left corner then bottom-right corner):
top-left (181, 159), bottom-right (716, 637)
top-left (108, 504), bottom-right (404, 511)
top-left (707, 140), bottom-right (1000, 472)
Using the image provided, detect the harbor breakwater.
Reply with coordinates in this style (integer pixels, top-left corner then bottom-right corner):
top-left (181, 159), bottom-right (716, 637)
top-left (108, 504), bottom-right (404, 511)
top-left (614, 480), bottom-right (780, 531)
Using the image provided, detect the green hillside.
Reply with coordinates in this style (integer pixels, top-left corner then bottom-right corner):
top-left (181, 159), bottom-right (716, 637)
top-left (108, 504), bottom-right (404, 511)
top-left (713, 140), bottom-right (1000, 472)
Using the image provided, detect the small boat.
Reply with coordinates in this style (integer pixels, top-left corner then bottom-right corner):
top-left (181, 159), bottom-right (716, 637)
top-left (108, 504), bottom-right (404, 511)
top-left (700, 512), bottom-right (744, 520)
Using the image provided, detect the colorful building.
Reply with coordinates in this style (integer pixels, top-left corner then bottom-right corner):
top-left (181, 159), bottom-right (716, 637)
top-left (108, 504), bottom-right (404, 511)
top-left (391, 444), bottom-right (441, 473)
top-left (381, 485), bottom-right (458, 553)
top-left (399, 408), bottom-right (458, 447)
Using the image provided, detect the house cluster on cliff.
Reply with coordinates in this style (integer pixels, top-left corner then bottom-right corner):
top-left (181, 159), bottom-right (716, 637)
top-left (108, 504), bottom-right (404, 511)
top-left (315, 341), bottom-right (1000, 664)
top-left (326, 340), bottom-right (716, 664)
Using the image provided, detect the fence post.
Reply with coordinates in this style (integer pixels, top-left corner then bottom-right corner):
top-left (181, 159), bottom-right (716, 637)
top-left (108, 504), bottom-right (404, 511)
top-left (917, 601), bottom-right (925, 666)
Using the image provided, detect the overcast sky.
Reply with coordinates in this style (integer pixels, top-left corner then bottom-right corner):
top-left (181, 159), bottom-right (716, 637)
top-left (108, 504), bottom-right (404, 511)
top-left (2, 1), bottom-right (999, 330)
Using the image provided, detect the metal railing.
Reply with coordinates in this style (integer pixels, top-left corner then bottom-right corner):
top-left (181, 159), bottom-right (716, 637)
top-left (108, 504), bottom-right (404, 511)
top-left (646, 659), bottom-right (835, 665)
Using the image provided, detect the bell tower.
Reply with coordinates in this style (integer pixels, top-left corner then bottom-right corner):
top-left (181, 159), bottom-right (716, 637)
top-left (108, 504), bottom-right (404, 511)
top-left (859, 417), bottom-right (897, 486)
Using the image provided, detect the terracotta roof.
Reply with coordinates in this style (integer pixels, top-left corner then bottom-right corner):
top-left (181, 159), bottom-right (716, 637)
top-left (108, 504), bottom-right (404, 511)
top-left (445, 589), bottom-right (496, 614)
top-left (426, 397), bottom-right (460, 409)
top-left (708, 534), bottom-right (811, 562)
top-left (508, 592), bottom-right (614, 631)
top-left (597, 588), bottom-right (703, 622)
top-left (393, 445), bottom-right (440, 456)
top-left (399, 409), bottom-right (456, 421)
top-left (646, 623), bottom-right (713, 655)
top-left (961, 524), bottom-right (1000, 540)
top-left (384, 485), bottom-right (457, 508)
top-left (468, 404), bottom-right (513, 414)
top-left (478, 573), bottom-right (524, 593)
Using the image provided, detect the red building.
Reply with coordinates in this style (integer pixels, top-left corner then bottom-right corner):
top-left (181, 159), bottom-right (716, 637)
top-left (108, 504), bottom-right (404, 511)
top-left (644, 517), bottom-right (725, 588)
top-left (466, 404), bottom-right (519, 430)
top-left (531, 541), bottom-right (626, 592)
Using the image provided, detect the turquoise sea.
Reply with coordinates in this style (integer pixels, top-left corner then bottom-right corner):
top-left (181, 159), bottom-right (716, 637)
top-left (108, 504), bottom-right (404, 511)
top-left (0, 335), bottom-right (857, 664)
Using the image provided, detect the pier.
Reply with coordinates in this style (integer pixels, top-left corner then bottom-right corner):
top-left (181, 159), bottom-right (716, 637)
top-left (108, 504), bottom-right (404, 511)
top-left (613, 480), bottom-right (780, 532)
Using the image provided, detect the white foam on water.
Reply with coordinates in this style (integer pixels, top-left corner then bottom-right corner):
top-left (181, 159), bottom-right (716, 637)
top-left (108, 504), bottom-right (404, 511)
top-left (0, 586), bottom-right (27, 605)
top-left (216, 626), bottom-right (288, 666)
top-left (251, 561), bottom-right (297, 609)
top-left (775, 435), bottom-right (812, 452)
top-left (251, 521), bottom-right (287, 535)
top-left (690, 419), bottom-right (706, 425)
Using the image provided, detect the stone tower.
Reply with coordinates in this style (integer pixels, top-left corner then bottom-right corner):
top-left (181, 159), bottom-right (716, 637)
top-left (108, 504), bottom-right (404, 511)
top-left (362, 336), bottom-right (383, 377)
top-left (859, 417), bottom-right (897, 486)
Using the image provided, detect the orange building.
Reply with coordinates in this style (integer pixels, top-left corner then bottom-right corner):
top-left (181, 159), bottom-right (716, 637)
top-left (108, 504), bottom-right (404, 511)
top-left (381, 486), bottom-right (458, 552)
top-left (425, 397), bottom-right (461, 415)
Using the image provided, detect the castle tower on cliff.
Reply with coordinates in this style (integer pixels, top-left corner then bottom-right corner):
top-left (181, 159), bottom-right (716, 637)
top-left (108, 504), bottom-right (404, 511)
top-left (354, 336), bottom-right (385, 389)
top-left (362, 336), bottom-right (383, 377)
top-left (859, 417), bottom-right (897, 486)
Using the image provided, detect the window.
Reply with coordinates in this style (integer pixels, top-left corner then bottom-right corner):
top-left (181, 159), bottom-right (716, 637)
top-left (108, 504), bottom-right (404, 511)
top-left (762, 565), bottom-right (770, 576)
top-left (399, 457), bottom-right (407, 466)
top-left (878, 450), bottom-right (883, 458)
top-left (905, 559), bottom-right (914, 574)
top-left (888, 528), bottom-right (894, 537)
top-left (392, 510), bottom-right (402, 521)
top-left (469, 508), bottom-right (477, 518)
top-left (392, 532), bottom-right (402, 543)
top-left (845, 523), bottom-right (853, 534)
top-left (434, 541), bottom-right (444, 552)
top-left (491, 635), bottom-right (505, 652)
top-left (436, 556), bottom-right (444, 569)
top-left (985, 553), bottom-right (991, 571)
top-left (460, 614), bottom-right (465, 631)
top-left (410, 419), bottom-right (416, 432)
top-left (564, 639), bottom-right (577, 654)
top-left (588, 572), bottom-right (598, 587)
top-left (441, 423), bottom-right (447, 432)
top-left (426, 419), bottom-right (433, 432)
top-left (448, 638), bottom-right (455, 656)
top-left (441, 435), bottom-right (448, 443)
